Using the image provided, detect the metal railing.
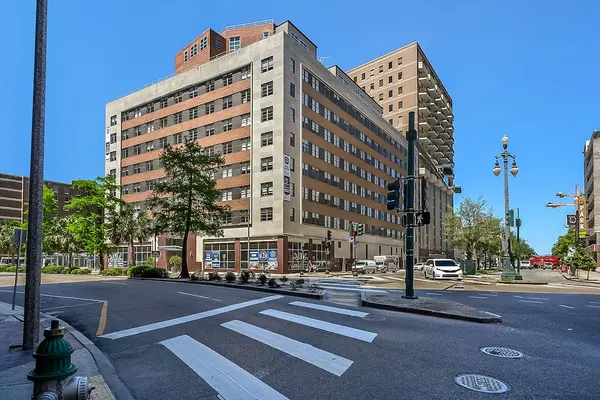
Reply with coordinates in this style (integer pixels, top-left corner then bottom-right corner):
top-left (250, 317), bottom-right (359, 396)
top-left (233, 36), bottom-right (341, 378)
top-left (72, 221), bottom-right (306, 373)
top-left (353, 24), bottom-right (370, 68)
top-left (223, 19), bottom-right (274, 31)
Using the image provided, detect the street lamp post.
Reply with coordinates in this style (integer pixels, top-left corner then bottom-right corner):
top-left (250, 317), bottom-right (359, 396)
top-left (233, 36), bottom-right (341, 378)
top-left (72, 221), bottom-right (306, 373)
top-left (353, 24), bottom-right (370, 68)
top-left (493, 135), bottom-right (522, 281)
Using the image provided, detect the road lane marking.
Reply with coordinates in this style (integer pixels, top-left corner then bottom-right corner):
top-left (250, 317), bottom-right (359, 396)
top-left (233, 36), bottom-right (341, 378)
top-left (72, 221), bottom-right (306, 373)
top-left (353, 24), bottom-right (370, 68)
top-left (485, 311), bottom-right (503, 318)
top-left (160, 335), bottom-right (288, 400)
top-left (289, 301), bottom-right (368, 317)
top-left (384, 276), bottom-right (404, 281)
top-left (586, 305), bottom-right (600, 308)
top-left (101, 295), bottom-right (284, 340)
top-left (559, 305), bottom-right (574, 309)
top-left (178, 291), bottom-right (222, 302)
top-left (425, 292), bottom-right (443, 296)
top-left (469, 296), bottom-right (488, 299)
top-left (526, 297), bottom-right (549, 301)
top-left (41, 301), bottom-right (100, 311)
top-left (317, 286), bottom-right (387, 294)
top-left (513, 295), bottom-right (524, 299)
top-left (0, 290), bottom-right (104, 303)
top-left (222, 320), bottom-right (353, 376)
top-left (590, 301), bottom-right (600, 304)
top-left (96, 301), bottom-right (108, 336)
top-left (101, 282), bottom-right (127, 285)
top-left (260, 309), bottom-right (377, 343)
top-left (519, 300), bottom-right (543, 304)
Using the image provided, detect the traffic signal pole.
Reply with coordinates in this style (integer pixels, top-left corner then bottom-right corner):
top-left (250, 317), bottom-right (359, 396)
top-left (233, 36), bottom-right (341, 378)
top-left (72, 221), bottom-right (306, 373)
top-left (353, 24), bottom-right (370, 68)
top-left (404, 112), bottom-right (417, 299)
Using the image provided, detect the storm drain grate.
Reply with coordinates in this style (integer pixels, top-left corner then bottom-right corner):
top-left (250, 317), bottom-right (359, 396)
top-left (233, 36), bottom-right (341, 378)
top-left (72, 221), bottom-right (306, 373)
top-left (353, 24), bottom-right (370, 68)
top-left (361, 315), bottom-right (386, 321)
top-left (454, 374), bottom-right (510, 394)
top-left (481, 347), bottom-right (524, 359)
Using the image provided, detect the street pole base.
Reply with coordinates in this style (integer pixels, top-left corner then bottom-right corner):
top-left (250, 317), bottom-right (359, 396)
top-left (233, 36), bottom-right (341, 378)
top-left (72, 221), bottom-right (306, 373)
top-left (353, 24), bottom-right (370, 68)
top-left (500, 272), bottom-right (518, 281)
top-left (402, 295), bottom-right (419, 300)
top-left (514, 274), bottom-right (523, 280)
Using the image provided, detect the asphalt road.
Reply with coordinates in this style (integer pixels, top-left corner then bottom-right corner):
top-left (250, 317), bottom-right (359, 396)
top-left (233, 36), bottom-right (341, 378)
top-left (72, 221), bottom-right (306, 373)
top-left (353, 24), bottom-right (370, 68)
top-left (2, 279), bottom-right (599, 399)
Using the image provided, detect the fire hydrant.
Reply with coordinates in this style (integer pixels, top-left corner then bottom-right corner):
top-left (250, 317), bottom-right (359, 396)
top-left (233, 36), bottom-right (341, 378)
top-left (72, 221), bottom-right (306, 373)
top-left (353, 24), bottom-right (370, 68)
top-left (27, 319), bottom-right (95, 400)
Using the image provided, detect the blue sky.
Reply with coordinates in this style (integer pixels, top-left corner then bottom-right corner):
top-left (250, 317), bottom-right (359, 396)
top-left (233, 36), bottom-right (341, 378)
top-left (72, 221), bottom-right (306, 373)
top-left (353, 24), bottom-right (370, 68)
top-left (1, 0), bottom-right (599, 254)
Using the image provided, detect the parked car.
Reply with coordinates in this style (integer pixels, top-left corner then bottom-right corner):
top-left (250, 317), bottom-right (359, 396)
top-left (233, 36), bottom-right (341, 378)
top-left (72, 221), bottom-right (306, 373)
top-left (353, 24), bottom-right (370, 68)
top-left (424, 259), bottom-right (463, 280)
top-left (414, 262), bottom-right (425, 271)
top-left (520, 260), bottom-right (531, 269)
top-left (352, 260), bottom-right (377, 274)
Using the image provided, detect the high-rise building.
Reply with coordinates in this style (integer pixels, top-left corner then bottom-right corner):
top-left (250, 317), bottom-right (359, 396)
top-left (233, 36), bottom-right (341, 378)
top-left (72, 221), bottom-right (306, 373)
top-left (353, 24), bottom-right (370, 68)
top-left (0, 173), bottom-right (74, 223)
top-left (584, 130), bottom-right (600, 263)
top-left (347, 42), bottom-right (456, 260)
top-left (105, 20), bottom-right (439, 272)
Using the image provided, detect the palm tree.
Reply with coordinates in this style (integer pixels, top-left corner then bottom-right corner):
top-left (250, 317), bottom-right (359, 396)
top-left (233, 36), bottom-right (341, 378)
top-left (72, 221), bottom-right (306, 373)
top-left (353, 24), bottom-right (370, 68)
top-left (0, 220), bottom-right (19, 263)
top-left (135, 212), bottom-right (153, 251)
top-left (47, 216), bottom-right (80, 268)
top-left (120, 205), bottom-right (154, 267)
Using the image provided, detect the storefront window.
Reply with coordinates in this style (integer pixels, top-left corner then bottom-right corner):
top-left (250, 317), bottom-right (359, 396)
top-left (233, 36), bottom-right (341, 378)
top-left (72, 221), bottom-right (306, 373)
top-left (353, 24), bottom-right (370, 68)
top-left (134, 245), bottom-right (152, 265)
top-left (288, 241), bottom-right (308, 270)
top-left (204, 242), bottom-right (235, 269)
top-left (241, 241), bottom-right (278, 270)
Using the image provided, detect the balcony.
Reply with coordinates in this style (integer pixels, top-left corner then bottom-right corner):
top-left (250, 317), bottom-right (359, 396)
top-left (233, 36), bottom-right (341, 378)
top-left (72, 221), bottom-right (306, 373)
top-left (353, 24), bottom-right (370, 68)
top-left (438, 143), bottom-right (450, 152)
top-left (441, 106), bottom-right (451, 116)
top-left (434, 95), bottom-right (445, 106)
top-left (418, 106), bottom-right (430, 117)
top-left (433, 124), bottom-right (444, 133)
top-left (433, 137), bottom-right (444, 145)
top-left (447, 113), bottom-right (454, 122)
top-left (419, 136), bottom-right (432, 146)
top-left (427, 129), bottom-right (437, 140)
top-left (439, 131), bottom-right (450, 140)
top-left (418, 73), bottom-right (433, 87)
top-left (427, 85), bottom-right (439, 98)
top-left (427, 143), bottom-right (438, 154)
top-left (426, 113), bottom-right (437, 125)
top-left (440, 119), bottom-right (450, 128)
top-left (418, 120), bottom-right (431, 132)
top-left (448, 125), bottom-right (454, 134)
top-left (440, 155), bottom-right (451, 164)
top-left (418, 89), bottom-right (431, 102)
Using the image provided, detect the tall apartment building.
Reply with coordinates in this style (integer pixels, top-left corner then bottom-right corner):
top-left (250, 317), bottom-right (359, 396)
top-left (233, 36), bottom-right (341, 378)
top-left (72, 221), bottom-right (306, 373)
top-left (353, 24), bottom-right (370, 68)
top-left (0, 173), bottom-right (74, 223)
top-left (347, 42), bottom-right (456, 260)
top-left (583, 130), bottom-right (600, 263)
top-left (105, 20), bottom-right (437, 273)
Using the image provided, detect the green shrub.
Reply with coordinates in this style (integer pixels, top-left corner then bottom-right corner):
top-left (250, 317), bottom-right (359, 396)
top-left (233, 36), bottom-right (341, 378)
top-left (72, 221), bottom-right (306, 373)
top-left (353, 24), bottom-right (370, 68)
top-left (145, 257), bottom-right (154, 267)
top-left (169, 255), bottom-right (182, 272)
top-left (279, 276), bottom-right (288, 284)
top-left (190, 273), bottom-right (199, 281)
top-left (0, 265), bottom-right (8, 272)
top-left (258, 274), bottom-right (267, 285)
top-left (239, 270), bottom-right (250, 283)
top-left (70, 268), bottom-right (91, 275)
top-left (41, 266), bottom-right (65, 274)
top-left (268, 278), bottom-right (279, 288)
top-left (208, 272), bottom-right (221, 281)
top-left (128, 265), bottom-right (150, 277)
top-left (225, 272), bottom-right (236, 282)
top-left (6, 266), bottom-right (16, 272)
top-left (100, 268), bottom-right (122, 276)
top-left (61, 267), bottom-right (70, 274)
top-left (295, 278), bottom-right (305, 287)
top-left (141, 267), bottom-right (166, 278)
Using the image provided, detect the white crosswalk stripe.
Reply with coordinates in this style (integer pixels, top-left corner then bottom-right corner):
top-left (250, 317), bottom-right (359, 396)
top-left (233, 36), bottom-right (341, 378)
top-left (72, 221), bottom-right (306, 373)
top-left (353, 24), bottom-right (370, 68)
top-left (222, 320), bottom-right (353, 376)
top-left (289, 301), bottom-right (368, 317)
top-left (260, 309), bottom-right (377, 343)
top-left (161, 335), bottom-right (289, 400)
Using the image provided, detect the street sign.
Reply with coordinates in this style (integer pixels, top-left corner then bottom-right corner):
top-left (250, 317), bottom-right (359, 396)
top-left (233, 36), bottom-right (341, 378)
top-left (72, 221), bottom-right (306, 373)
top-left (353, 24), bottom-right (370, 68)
top-left (567, 247), bottom-right (576, 257)
top-left (13, 229), bottom-right (26, 246)
top-left (347, 237), bottom-right (355, 243)
top-left (415, 211), bottom-right (431, 226)
top-left (566, 214), bottom-right (577, 227)
top-left (152, 250), bottom-right (160, 257)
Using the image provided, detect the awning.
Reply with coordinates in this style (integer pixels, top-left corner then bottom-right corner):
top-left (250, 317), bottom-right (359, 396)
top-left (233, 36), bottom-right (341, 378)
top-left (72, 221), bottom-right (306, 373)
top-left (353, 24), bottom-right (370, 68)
top-left (158, 245), bottom-right (182, 251)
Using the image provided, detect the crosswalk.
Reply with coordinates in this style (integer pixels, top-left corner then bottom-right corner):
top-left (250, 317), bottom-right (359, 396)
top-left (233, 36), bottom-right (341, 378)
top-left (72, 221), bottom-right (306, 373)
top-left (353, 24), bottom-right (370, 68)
top-left (154, 299), bottom-right (380, 399)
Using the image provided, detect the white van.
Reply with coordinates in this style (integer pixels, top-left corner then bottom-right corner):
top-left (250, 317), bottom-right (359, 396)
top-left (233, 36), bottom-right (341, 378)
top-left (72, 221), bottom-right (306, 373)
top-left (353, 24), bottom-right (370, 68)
top-left (373, 255), bottom-right (399, 273)
top-left (353, 260), bottom-right (377, 274)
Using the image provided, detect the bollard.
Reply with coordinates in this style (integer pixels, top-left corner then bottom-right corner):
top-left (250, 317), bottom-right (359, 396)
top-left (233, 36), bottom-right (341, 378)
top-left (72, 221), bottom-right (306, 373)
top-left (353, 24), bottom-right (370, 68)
top-left (27, 319), bottom-right (95, 400)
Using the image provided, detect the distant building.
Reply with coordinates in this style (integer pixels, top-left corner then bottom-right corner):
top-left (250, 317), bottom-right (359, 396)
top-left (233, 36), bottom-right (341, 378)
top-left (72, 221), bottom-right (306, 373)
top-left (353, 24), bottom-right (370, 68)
top-left (583, 131), bottom-right (600, 263)
top-left (0, 173), bottom-right (74, 223)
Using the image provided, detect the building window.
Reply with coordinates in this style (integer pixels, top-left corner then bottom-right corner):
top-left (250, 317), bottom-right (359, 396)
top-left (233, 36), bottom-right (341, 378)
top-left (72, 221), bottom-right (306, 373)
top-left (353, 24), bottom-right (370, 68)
top-left (205, 124), bottom-right (215, 136)
top-left (241, 138), bottom-right (251, 151)
top-left (379, 79), bottom-right (383, 87)
top-left (159, 137), bottom-right (168, 148)
top-left (109, 169), bottom-right (116, 177)
top-left (290, 58), bottom-right (295, 73)
top-left (398, 101), bottom-right (403, 109)
top-left (261, 157), bottom-right (273, 171)
top-left (146, 161), bottom-right (154, 171)
top-left (261, 106), bottom-right (273, 122)
top-left (261, 57), bottom-right (274, 72)
top-left (370, 69), bottom-right (374, 77)
top-left (146, 122), bottom-right (155, 133)
top-left (174, 92), bottom-right (182, 103)
top-left (261, 131), bottom-right (273, 146)
top-left (290, 83), bottom-right (295, 98)
top-left (159, 117), bottom-right (168, 128)
top-left (398, 57), bottom-right (403, 65)
top-left (261, 207), bottom-right (273, 221)
top-left (200, 37), bottom-right (207, 51)
top-left (241, 162), bottom-right (250, 175)
top-left (389, 104), bottom-right (393, 112)
top-left (110, 133), bottom-right (117, 144)
top-left (263, 31), bottom-right (270, 38)
top-left (187, 129), bottom-right (198, 142)
top-left (398, 86), bottom-right (403, 95)
top-left (160, 98), bottom-right (168, 108)
top-left (388, 61), bottom-right (393, 69)
top-left (261, 82), bottom-right (274, 97)
top-left (290, 132), bottom-right (295, 147)
top-left (241, 114), bottom-right (251, 127)
top-left (147, 103), bottom-right (154, 113)
top-left (388, 76), bottom-right (393, 84)
top-left (221, 190), bottom-right (233, 201)
top-left (388, 119), bottom-right (393, 125)
top-left (242, 67), bottom-right (251, 80)
top-left (205, 102), bottom-right (214, 114)
top-left (133, 164), bottom-right (142, 174)
top-left (241, 89), bottom-right (251, 103)
top-left (133, 145), bottom-right (141, 155)
top-left (110, 151), bottom-right (116, 161)
top-left (369, 83), bottom-right (374, 90)
top-left (189, 107), bottom-right (198, 119)
top-left (398, 72), bottom-right (403, 80)
top-left (290, 107), bottom-right (295, 122)
top-left (229, 36), bottom-right (240, 52)
top-left (222, 74), bottom-right (233, 86)
top-left (110, 115), bottom-right (117, 126)
top-left (222, 142), bottom-right (233, 154)
top-left (261, 182), bottom-right (273, 197)
top-left (290, 207), bottom-right (295, 222)
top-left (190, 43), bottom-right (198, 57)
top-left (215, 39), bottom-right (221, 50)
top-left (379, 93), bottom-right (383, 101)
top-left (173, 112), bottom-right (182, 124)
top-left (353, 76), bottom-right (357, 82)
top-left (222, 96), bottom-right (232, 109)
top-left (222, 119), bottom-right (233, 132)
top-left (174, 133), bottom-right (183, 144)
top-left (205, 80), bottom-right (214, 92)
top-left (240, 186), bottom-right (250, 198)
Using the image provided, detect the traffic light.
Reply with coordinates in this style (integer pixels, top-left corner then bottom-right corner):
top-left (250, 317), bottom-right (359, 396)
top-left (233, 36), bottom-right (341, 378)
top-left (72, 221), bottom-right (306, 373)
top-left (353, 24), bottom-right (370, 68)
top-left (421, 211), bottom-right (431, 225)
top-left (420, 178), bottom-right (428, 211)
top-left (508, 209), bottom-right (515, 227)
top-left (326, 229), bottom-right (332, 241)
top-left (351, 226), bottom-right (358, 237)
top-left (348, 222), bottom-right (355, 236)
top-left (386, 179), bottom-right (401, 211)
top-left (357, 224), bottom-right (364, 236)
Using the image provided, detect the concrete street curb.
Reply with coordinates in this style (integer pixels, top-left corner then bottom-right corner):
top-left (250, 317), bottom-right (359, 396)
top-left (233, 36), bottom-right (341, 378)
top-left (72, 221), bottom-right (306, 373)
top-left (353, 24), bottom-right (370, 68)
top-left (56, 318), bottom-right (135, 400)
top-left (561, 273), bottom-right (600, 285)
top-left (497, 281), bottom-right (548, 285)
top-left (128, 277), bottom-right (325, 299)
top-left (359, 292), bottom-right (502, 324)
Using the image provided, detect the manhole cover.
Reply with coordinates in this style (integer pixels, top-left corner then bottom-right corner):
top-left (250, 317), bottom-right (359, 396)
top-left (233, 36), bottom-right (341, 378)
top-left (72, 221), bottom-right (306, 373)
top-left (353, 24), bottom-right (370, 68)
top-left (481, 347), bottom-right (524, 359)
top-left (454, 374), bottom-right (510, 394)
top-left (362, 315), bottom-right (386, 321)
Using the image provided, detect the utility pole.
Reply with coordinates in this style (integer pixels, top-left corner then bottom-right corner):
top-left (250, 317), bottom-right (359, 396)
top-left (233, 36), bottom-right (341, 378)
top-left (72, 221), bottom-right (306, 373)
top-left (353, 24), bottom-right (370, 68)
top-left (516, 208), bottom-right (521, 275)
top-left (404, 112), bottom-right (417, 299)
top-left (23, 0), bottom-right (48, 350)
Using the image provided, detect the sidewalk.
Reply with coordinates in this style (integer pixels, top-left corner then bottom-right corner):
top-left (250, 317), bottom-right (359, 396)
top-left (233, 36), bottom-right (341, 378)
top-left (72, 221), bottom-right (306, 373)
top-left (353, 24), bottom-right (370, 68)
top-left (0, 302), bottom-right (130, 400)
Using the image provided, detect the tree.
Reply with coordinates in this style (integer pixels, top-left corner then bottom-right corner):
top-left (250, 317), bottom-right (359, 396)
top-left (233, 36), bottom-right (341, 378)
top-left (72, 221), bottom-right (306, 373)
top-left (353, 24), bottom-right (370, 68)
top-left (444, 196), bottom-right (496, 261)
top-left (564, 246), bottom-right (597, 279)
top-left (46, 216), bottom-right (80, 268)
top-left (0, 220), bottom-right (20, 262)
top-left (552, 228), bottom-right (576, 260)
top-left (120, 205), bottom-right (154, 266)
top-left (66, 176), bottom-right (122, 271)
top-left (510, 232), bottom-right (536, 261)
top-left (21, 185), bottom-right (57, 254)
top-left (147, 141), bottom-right (229, 278)
top-left (169, 255), bottom-right (182, 272)
top-left (474, 216), bottom-right (503, 268)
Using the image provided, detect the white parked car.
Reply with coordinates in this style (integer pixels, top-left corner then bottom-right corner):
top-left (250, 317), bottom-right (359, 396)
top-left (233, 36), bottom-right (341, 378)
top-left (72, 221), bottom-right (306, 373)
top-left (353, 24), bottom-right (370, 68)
top-left (520, 260), bottom-right (531, 269)
top-left (353, 260), bottom-right (377, 274)
top-left (414, 262), bottom-right (425, 271)
top-left (424, 259), bottom-right (463, 280)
